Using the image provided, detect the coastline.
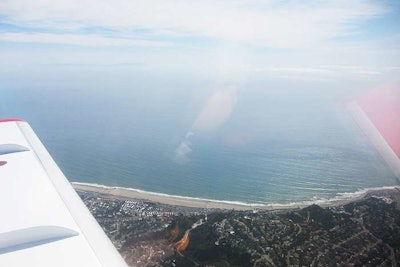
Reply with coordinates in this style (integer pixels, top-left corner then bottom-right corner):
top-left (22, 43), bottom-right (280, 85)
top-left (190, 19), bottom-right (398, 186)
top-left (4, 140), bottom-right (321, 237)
top-left (72, 182), bottom-right (400, 211)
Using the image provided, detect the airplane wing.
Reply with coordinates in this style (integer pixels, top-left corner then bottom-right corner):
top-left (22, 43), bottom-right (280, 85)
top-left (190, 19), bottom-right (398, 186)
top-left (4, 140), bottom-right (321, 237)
top-left (0, 119), bottom-right (128, 266)
top-left (348, 84), bottom-right (400, 178)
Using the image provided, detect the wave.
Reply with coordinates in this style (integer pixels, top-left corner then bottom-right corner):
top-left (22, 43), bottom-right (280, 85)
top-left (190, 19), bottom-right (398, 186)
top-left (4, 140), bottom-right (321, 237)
top-left (72, 182), bottom-right (400, 209)
top-left (284, 185), bottom-right (399, 207)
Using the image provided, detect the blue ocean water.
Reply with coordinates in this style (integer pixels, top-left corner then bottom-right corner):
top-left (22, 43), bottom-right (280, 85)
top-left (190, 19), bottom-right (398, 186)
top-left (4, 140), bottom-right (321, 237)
top-left (1, 82), bottom-right (398, 204)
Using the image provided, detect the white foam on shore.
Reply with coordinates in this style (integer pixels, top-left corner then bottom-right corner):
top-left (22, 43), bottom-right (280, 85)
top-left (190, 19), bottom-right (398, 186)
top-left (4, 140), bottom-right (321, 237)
top-left (284, 185), bottom-right (400, 208)
top-left (72, 182), bottom-right (262, 207)
top-left (72, 182), bottom-right (400, 209)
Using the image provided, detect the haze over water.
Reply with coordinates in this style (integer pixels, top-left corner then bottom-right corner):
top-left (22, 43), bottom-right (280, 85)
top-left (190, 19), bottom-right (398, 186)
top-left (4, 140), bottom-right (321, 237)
top-left (2, 77), bottom-right (398, 205)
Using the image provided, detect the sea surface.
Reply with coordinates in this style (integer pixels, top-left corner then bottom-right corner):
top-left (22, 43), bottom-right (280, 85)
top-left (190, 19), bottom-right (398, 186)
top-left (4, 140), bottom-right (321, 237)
top-left (1, 81), bottom-right (398, 205)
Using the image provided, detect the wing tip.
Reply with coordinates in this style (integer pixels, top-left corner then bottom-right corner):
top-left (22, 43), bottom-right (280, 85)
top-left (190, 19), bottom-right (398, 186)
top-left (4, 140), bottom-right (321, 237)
top-left (0, 118), bottom-right (27, 123)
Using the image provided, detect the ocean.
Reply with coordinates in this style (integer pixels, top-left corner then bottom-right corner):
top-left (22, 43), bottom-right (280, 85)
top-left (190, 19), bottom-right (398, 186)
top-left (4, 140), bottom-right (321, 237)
top-left (1, 80), bottom-right (398, 205)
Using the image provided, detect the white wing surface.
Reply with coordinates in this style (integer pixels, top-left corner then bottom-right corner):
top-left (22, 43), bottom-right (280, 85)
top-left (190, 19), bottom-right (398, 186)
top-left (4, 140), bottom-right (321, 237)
top-left (0, 119), bottom-right (127, 266)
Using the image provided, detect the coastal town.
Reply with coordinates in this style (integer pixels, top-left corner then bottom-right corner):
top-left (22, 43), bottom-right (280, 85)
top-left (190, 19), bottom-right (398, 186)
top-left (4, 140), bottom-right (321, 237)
top-left (76, 187), bottom-right (400, 266)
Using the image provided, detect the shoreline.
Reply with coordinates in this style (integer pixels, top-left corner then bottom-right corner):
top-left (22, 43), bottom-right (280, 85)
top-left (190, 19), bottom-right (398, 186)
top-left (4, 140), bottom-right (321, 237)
top-left (72, 182), bottom-right (400, 211)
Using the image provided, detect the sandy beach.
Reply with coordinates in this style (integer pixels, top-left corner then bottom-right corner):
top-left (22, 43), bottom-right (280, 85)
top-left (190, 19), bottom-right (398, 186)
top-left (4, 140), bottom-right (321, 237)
top-left (72, 182), bottom-right (269, 210)
top-left (72, 182), bottom-right (400, 211)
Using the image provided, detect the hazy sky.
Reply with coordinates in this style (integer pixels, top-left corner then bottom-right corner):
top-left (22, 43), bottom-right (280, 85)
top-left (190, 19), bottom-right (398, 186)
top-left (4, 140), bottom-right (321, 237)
top-left (0, 0), bottom-right (399, 84)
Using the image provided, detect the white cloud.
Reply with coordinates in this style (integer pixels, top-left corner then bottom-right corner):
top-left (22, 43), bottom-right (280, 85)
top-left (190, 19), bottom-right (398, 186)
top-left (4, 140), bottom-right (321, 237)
top-left (173, 86), bottom-right (238, 164)
top-left (192, 87), bottom-right (237, 133)
top-left (0, 0), bottom-right (387, 48)
top-left (384, 67), bottom-right (400, 71)
top-left (251, 65), bottom-right (384, 80)
top-left (0, 32), bottom-right (170, 47)
top-left (266, 67), bottom-right (336, 75)
top-left (174, 140), bottom-right (192, 165)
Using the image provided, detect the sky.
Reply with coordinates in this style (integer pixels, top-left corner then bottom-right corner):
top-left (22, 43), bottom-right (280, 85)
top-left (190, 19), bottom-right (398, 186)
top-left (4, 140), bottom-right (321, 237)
top-left (0, 0), bottom-right (399, 84)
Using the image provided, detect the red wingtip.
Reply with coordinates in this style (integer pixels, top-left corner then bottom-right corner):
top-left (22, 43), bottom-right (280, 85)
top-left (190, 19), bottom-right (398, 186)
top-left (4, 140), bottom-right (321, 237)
top-left (357, 83), bottom-right (400, 158)
top-left (0, 118), bottom-right (27, 123)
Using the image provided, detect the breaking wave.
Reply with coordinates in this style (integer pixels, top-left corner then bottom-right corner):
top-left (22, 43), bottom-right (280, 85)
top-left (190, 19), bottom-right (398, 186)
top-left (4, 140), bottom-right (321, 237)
top-left (72, 182), bottom-right (399, 210)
